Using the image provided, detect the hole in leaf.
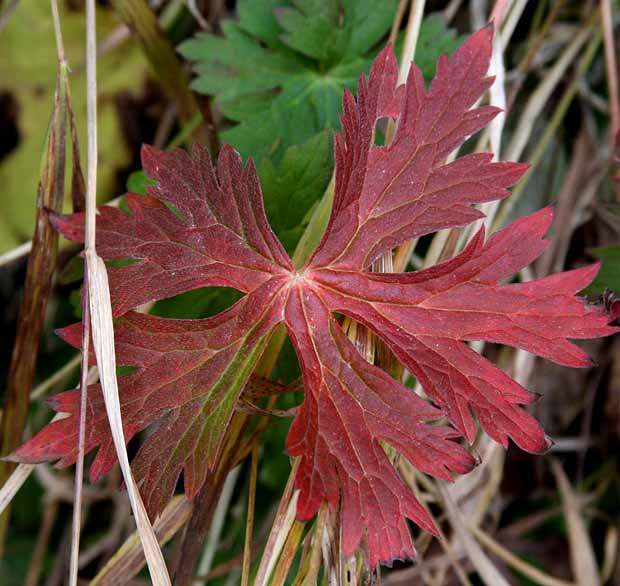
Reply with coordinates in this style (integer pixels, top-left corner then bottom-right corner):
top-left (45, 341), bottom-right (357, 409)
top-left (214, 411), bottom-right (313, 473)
top-left (150, 287), bottom-right (244, 319)
top-left (163, 200), bottom-right (188, 222)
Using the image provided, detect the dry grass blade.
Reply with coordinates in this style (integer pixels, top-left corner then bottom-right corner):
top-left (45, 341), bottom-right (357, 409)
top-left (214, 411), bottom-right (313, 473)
top-left (550, 459), bottom-right (600, 586)
top-left (109, 0), bottom-right (213, 149)
top-left (241, 444), bottom-right (259, 586)
top-left (601, 0), bottom-right (619, 145)
top-left (69, 266), bottom-right (90, 586)
top-left (471, 525), bottom-right (576, 586)
top-left (416, 480), bottom-right (473, 586)
top-left (25, 497), bottom-right (60, 586)
top-left (301, 502), bottom-right (329, 586)
top-left (498, 0), bottom-right (528, 49)
top-left (0, 0), bottom-right (70, 550)
top-left (31, 354), bottom-right (81, 401)
top-left (601, 526), bottom-right (618, 584)
top-left (86, 254), bottom-right (172, 585)
top-left (505, 22), bottom-right (593, 163)
top-left (438, 483), bottom-right (512, 586)
top-left (0, 242), bottom-right (33, 267)
top-left (0, 411), bottom-right (68, 518)
top-left (487, 33), bottom-right (506, 162)
top-left (79, 1), bottom-right (171, 583)
top-left (90, 496), bottom-right (193, 586)
top-left (464, 0), bottom-right (516, 240)
top-left (387, 0), bottom-right (408, 46)
top-left (56, 0), bottom-right (88, 581)
top-left (398, 0), bottom-right (426, 85)
top-left (0, 463), bottom-right (35, 516)
top-left (271, 521), bottom-right (305, 586)
top-left (253, 467), bottom-right (300, 586)
top-left (489, 0), bottom-right (510, 24)
top-left (197, 466), bottom-right (241, 577)
top-left (496, 28), bottom-right (603, 228)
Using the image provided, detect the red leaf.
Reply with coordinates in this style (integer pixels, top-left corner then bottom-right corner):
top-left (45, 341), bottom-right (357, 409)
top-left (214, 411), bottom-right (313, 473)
top-left (284, 286), bottom-right (475, 566)
top-left (311, 208), bottom-right (616, 453)
top-left (51, 144), bottom-right (292, 316)
top-left (14, 28), bottom-right (618, 566)
top-left (14, 281), bottom-right (287, 517)
top-left (309, 27), bottom-right (526, 271)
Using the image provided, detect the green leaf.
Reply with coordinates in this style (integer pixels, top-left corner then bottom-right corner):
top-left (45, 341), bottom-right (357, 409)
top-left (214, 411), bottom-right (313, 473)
top-left (260, 131), bottom-right (333, 252)
top-left (413, 13), bottom-right (466, 81)
top-left (178, 0), bottom-right (399, 158)
top-left (221, 76), bottom-right (346, 160)
top-left (276, 0), bottom-right (399, 64)
top-left (126, 170), bottom-right (156, 195)
top-left (584, 245), bottom-right (620, 295)
top-left (180, 20), bottom-right (304, 122)
top-left (237, 0), bottom-right (286, 47)
top-left (180, 5), bottom-right (463, 161)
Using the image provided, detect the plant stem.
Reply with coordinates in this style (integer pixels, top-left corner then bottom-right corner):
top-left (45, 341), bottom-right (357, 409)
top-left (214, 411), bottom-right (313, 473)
top-left (240, 444), bottom-right (259, 586)
top-left (0, 11), bottom-right (69, 553)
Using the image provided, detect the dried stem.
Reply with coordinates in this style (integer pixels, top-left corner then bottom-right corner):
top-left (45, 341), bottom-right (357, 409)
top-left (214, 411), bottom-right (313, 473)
top-left (471, 525), bottom-right (576, 586)
top-left (26, 498), bottom-right (60, 586)
top-left (253, 462), bottom-right (301, 586)
top-left (79, 1), bottom-right (171, 583)
top-left (0, 0), bottom-right (69, 551)
top-left (601, 0), bottom-right (620, 145)
top-left (240, 443), bottom-right (259, 586)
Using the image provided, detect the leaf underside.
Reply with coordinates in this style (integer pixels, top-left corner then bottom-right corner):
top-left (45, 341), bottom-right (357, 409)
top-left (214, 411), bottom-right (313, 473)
top-left (14, 27), bottom-right (618, 567)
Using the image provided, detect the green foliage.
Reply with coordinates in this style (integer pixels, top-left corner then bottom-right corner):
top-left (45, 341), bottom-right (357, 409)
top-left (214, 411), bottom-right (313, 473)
top-left (151, 287), bottom-right (244, 319)
top-left (126, 169), bottom-right (156, 195)
top-left (584, 245), bottom-right (620, 295)
top-left (179, 0), bottom-right (397, 159)
top-left (179, 1), bottom-right (463, 161)
top-left (259, 131), bottom-right (333, 252)
top-left (414, 13), bottom-right (466, 81)
top-left (179, 1), bottom-right (463, 259)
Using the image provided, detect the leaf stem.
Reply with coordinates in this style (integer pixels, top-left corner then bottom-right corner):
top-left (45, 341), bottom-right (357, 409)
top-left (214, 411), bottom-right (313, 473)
top-left (240, 443), bottom-right (259, 586)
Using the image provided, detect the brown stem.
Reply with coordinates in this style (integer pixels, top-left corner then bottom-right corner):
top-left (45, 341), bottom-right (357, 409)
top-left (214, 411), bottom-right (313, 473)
top-left (0, 65), bottom-right (68, 553)
top-left (25, 498), bottom-right (60, 586)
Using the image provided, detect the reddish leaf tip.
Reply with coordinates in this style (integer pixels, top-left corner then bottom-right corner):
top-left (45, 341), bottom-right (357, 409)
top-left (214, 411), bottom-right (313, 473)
top-left (140, 142), bottom-right (158, 164)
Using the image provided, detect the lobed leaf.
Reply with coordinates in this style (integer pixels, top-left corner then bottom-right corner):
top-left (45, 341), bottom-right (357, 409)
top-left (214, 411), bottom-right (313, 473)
top-left (13, 281), bottom-right (287, 517)
top-left (51, 144), bottom-right (292, 316)
top-left (284, 285), bottom-right (475, 565)
top-left (14, 29), bottom-right (618, 567)
top-left (309, 27), bottom-right (527, 270)
top-left (312, 209), bottom-right (617, 453)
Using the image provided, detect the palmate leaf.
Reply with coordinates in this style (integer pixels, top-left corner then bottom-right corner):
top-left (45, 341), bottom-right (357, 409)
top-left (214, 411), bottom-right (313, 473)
top-left (178, 0), bottom-right (461, 160)
top-left (179, 0), bottom-right (399, 158)
top-left (14, 28), bottom-right (618, 566)
top-left (179, 0), bottom-right (463, 259)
